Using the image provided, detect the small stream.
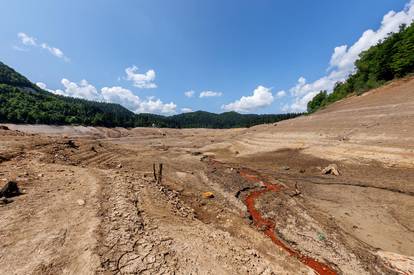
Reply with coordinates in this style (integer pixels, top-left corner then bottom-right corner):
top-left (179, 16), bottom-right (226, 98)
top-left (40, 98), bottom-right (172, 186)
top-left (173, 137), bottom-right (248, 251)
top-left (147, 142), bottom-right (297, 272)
top-left (208, 158), bottom-right (336, 275)
top-left (240, 169), bottom-right (336, 275)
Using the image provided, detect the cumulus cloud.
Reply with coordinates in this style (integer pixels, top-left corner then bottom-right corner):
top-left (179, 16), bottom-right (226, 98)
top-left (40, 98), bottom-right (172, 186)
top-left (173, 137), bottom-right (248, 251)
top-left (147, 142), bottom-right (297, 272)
top-left (136, 97), bottom-right (177, 114)
top-left (101, 86), bottom-right (141, 110)
top-left (184, 90), bottom-right (195, 98)
top-left (16, 32), bottom-right (69, 62)
top-left (36, 80), bottom-right (177, 115)
top-left (285, 2), bottom-right (414, 112)
top-left (61, 79), bottom-right (102, 100)
top-left (181, 108), bottom-right (193, 113)
top-left (199, 90), bottom-right (222, 98)
top-left (125, 65), bottom-right (157, 89)
top-left (222, 86), bottom-right (273, 113)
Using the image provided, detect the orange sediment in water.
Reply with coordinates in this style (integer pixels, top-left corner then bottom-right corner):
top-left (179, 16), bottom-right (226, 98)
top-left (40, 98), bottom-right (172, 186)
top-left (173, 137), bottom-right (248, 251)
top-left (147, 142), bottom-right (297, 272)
top-left (240, 168), bottom-right (337, 275)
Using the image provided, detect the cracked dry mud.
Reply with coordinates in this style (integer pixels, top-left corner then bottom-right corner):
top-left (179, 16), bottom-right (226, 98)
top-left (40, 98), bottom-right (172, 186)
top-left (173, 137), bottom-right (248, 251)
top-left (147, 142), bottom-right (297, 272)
top-left (1, 77), bottom-right (414, 274)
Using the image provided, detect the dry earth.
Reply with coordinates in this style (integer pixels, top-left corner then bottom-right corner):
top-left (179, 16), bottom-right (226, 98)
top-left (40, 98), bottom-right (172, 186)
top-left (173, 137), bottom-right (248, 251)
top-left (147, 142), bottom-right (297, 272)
top-left (0, 77), bottom-right (413, 274)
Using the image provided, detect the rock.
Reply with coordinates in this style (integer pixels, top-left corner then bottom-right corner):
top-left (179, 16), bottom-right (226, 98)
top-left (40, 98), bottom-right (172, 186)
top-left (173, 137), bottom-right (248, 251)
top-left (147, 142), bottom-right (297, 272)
top-left (317, 232), bottom-right (326, 241)
top-left (117, 164), bottom-right (123, 169)
top-left (321, 164), bottom-right (340, 176)
top-left (247, 248), bottom-right (258, 257)
top-left (0, 197), bottom-right (12, 205)
top-left (202, 192), bottom-right (214, 199)
top-left (0, 181), bottom-right (21, 198)
top-left (0, 125), bottom-right (10, 130)
top-left (38, 173), bottom-right (44, 177)
top-left (65, 140), bottom-right (79, 149)
top-left (281, 166), bottom-right (290, 170)
top-left (77, 199), bottom-right (85, 206)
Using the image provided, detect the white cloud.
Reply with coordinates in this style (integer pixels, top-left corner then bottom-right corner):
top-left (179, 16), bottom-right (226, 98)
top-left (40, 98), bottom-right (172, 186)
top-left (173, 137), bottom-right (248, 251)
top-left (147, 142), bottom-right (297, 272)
top-left (37, 80), bottom-right (176, 115)
top-left (136, 97), bottom-right (176, 114)
top-left (18, 32), bottom-right (36, 46)
top-left (181, 108), bottom-right (193, 113)
top-left (101, 86), bottom-right (141, 110)
top-left (41, 43), bottom-right (67, 61)
top-left (60, 79), bottom-right (102, 100)
top-left (276, 90), bottom-right (286, 98)
top-left (199, 90), bottom-right (222, 98)
top-left (36, 82), bottom-right (48, 90)
top-left (36, 80), bottom-right (91, 98)
top-left (222, 85), bottom-right (273, 113)
top-left (125, 65), bottom-right (157, 89)
top-left (285, 2), bottom-right (414, 112)
top-left (17, 32), bottom-right (69, 62)
top-left (184, 90), bottom-right (195, 98)
top-left (281, 104), bottom-right (290, 112)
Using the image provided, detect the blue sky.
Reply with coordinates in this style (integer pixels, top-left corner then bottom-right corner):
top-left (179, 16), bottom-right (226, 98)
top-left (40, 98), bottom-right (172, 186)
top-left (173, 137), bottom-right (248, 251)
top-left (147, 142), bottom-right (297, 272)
top-left (1, 0), bottom-right (413, 114)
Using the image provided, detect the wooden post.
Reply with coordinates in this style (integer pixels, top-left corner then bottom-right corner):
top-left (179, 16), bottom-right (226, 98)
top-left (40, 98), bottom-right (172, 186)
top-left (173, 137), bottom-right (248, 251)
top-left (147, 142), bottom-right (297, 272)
top-left (153, 163), bottom-right (157, 181)
top-left (157, 163), bottom-right (163, 184)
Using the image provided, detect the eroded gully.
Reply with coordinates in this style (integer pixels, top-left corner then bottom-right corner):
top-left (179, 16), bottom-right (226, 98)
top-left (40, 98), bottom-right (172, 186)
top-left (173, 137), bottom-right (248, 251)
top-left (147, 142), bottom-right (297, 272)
top-left (210, 159), bottom-right (337, 275)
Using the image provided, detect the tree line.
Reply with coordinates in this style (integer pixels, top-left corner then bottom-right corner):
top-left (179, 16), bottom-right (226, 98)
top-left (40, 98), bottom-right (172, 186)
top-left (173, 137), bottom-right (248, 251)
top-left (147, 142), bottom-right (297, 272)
top-left (0, 62), bottom-right (301, 128)
top-left (308, 22), bottom-right (414, 113)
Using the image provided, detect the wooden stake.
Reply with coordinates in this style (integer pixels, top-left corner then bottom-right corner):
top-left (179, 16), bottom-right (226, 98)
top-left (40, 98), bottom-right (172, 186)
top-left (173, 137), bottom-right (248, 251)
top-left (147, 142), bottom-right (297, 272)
top-left (157, 163), bottom-right (163, 184)
top-left (153, 163), bottom-right (157, 181)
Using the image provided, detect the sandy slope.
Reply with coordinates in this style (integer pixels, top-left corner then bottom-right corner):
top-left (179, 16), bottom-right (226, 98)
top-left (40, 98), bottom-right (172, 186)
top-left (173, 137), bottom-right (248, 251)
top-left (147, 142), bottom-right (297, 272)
top-left (0, 77), bottom-right (413, 274)
top-left (225, 77), bottom-right (414, 167)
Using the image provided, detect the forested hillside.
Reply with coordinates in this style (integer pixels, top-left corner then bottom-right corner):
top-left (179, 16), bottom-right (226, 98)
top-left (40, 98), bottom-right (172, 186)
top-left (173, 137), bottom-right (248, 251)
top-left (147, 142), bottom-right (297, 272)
top-left (165, 111), bottom-right (298, 128)
top-left (0, 62), bottom-right (300, 128)
top-left (308, 22), bottom-right (414, 113)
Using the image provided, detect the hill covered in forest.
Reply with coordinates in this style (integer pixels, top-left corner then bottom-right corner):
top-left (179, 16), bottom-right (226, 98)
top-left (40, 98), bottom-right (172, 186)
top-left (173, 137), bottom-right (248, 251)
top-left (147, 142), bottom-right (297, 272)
top-left (0, 62), bottom-right (300, 128)
top-left (308, 22), bottom-right (414, 113)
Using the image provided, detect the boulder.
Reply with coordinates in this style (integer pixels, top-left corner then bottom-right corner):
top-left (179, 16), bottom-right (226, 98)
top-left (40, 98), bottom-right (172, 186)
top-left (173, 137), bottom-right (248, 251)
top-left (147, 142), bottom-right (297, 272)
top-left (0, 181), bottom-right (21, 198)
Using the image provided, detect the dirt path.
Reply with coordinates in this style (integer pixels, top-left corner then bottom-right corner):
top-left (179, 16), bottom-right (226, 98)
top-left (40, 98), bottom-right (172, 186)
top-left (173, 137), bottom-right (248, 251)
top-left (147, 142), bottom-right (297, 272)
top-left (0, 137), bottom-right (100, 274)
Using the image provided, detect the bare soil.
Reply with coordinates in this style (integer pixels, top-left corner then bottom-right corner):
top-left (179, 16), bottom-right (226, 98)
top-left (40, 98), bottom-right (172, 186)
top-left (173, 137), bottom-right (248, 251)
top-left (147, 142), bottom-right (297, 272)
top-left (1, 77), bottom-right (413, 274)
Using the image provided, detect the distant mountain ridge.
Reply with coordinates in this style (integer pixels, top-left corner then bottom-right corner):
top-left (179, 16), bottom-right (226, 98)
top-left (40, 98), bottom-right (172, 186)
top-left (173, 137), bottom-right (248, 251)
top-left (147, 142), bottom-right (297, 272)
top-left (0, 62), bottom-right (301, 128)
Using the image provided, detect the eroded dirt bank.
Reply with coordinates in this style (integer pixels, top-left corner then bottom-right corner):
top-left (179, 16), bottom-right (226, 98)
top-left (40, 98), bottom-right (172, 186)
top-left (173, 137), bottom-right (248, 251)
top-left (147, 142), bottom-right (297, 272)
top-left (1, 77), bottom-right (414, 274)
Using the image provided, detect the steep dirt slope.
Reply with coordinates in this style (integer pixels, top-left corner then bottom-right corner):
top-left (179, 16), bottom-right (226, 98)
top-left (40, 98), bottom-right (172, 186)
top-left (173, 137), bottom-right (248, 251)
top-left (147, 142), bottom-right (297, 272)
top-left (224, 76), bottom-right (414, 167)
